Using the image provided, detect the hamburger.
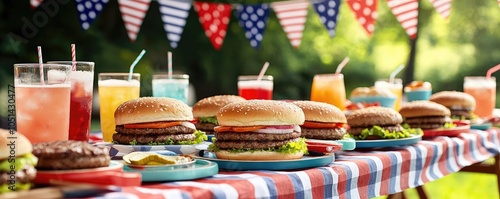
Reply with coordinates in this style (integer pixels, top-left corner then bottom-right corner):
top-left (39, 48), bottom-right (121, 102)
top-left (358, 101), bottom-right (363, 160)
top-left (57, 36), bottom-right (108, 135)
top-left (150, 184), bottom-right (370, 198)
top-left (210, 100), bottom-right (307, 160)
top-left (192, 95), bottom-right (246, 135)
top-left (429, 91), bottom-right (476, 120)
top-left (399, 101), bottom-right (453, 130)
top-left (292, 101), bottom-right (347, 140)
top-left (347, 107), bottom-right (422, 139)
top-left (113, 97), bottom-right (207, 145)
top-left (0, 129), bottom-right (37, 193)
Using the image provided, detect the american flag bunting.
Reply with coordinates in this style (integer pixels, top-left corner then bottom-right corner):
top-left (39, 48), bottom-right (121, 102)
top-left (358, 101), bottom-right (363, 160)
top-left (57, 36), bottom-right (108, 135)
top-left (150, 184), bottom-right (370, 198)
top-left (387, 0), bottom-right (419, 39)
top-left (313, 0), bottom-right (341, 37)
top-left (158, 0), bottom-right (192, 49)
top-left (429, 0), bottom-right (452, 19)
top-left (118, 0), bottom-right (151, 42)
top-left (346, 0), bottom-right (378, 36)
top-left (75, 0), bottom-right (109, 30)
top-left (194, 2), bottom-right (232, 50)
top-left (236, 4), bottom-right (270, 48)
top-left (271, 0), bottom-right (309, 48)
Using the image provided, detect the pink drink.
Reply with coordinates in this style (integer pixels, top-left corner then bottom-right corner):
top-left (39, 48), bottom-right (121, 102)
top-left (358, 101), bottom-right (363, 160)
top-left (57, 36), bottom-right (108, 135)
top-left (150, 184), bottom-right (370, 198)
top-left (464, 76), bottom-right (496, 118)
top-left (69, 71), bottom-right (94, 141)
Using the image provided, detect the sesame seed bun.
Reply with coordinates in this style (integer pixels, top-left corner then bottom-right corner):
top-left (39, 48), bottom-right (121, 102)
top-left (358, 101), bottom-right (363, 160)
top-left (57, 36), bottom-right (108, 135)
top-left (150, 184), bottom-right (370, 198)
top-left (399, 101), bottom-right (450, 118)
top-left (192, 95), bottom-right (246, 118)
top-left (347, 107), bottom-right (403, 127)
top-left (114, 97), bottom-right (193, 125)
top-left (292, 101), bottom-right (346, 123)
top-left (429, 91), bottom-right (476, 110)
top-left (0, 129), bottom-right (32, 159)
top-left (215, 150), bottom-right (303, 161)
top-left (217, 100), bottom-right (305, 126)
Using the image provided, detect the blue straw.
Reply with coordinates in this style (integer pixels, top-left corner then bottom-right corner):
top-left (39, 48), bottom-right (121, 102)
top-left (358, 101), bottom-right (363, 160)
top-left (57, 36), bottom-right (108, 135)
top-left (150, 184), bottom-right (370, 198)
top-left (128, 49), bottom-right (146, 81)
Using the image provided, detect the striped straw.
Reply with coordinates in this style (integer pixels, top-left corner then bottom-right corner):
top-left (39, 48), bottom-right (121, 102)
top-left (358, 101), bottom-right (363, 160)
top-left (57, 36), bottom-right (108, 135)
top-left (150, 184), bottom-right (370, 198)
top-left (168, 51), bottom-right (172, 79)
top-left (37, 46), bottom-right (45, 85)
top-left (71, 44), bottom-right (76, 71)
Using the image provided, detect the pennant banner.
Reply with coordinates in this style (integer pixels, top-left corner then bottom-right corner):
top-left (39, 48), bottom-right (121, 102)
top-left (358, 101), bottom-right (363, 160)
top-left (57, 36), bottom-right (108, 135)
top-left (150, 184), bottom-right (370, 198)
top-left (429, 0), bottom-right (452, 19)
top-left (313, 0), bottom-right (341, 37)
top-left (387, 0), bottom-right (419, 39)
top-left (31, 0), bottom-right (43, 9)
top-left (118, 0), bottom-right (151, 42)
top-left (75, 0), bottom-right (109, 30)
top-left (271, 0), bottom-right (309, 48)
top-left (347, 0), bottom-right (377, 36)
top-left (236, 4), bottom-right (270, 48)
top-left (158, 0), bottom-right (192, 48)
top-left (194, 2), bottom-right (232, 50)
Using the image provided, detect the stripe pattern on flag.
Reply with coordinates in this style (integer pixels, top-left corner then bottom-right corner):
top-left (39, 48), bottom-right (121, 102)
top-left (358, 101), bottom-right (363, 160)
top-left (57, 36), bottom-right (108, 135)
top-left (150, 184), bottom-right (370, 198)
top-left (236, 4), bottom-right (270, 48)
top-left (118, 0), bottom-right (151, 42)
top-left (313, 0), bottom-right (341, 37)
top-left (75, 0), bottom-right (109, 30)
top-left (31, 0), bottom-right (43, 9)
top-left (158, 0), bottom-right (192, 49)
top-left (387, 0), bottom-right (419, 39)
top-left (429, 0), bottom-right (452, 19)
top-left (271, 0), bottom-right (309, 48)
top-left (346, 0), bottom-right (377, 36)
top-left (194, 2), bottom-right (232, 50)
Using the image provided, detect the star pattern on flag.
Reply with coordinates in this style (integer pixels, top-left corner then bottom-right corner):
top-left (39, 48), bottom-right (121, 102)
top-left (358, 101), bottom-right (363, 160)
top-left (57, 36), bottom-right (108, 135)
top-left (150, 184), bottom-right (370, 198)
top-left (75, 0), bottom-right (109, 30)
top-left (194, 2), bottom-right (232, 50)
top-left (158, 0), bottom-right (192, 49)
top-left (387, 0), bottom-right (419, 39)
top-left (236, 4), bottom-right (270, 48)
top-left (313, 0), bottom-right (341, 37)
top-left (429, 0), bottom-right (452, 19)
top-left (271, 0), bottom-right (310, 48)
top-left (346, 0), bottom-right (377, 36)
top-left (118, 0), bottom-right (151, 42)
top-left (31, 0), bottom-right (43, 9)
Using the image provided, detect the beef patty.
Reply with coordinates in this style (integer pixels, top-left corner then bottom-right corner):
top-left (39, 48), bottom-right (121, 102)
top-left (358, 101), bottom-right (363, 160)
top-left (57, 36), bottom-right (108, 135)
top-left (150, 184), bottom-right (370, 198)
top-left (300, 128), bottom-right (346, 140)
top-left (195, 122), bottom-right (216, 135)
top-left (405, 116), bottom-right (451, 129)
top-left (213, 131), bottom-right (300, 150)
top-left (112, 133), bottom-right (196, 145)
top-left (215, 138), bottom-right (301, 150)
top-left (450, 109), bottom-right (472, 119)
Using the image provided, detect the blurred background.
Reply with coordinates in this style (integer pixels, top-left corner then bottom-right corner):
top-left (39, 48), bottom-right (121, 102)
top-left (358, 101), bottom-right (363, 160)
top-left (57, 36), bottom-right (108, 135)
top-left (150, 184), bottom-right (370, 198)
top-left (0, 0), bottom-right (499, 198)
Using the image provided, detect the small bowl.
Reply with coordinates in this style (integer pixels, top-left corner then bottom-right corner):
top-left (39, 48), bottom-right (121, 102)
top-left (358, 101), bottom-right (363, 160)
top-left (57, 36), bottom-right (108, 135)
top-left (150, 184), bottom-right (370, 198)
top-left (350, 96), bottom-right (396, 108)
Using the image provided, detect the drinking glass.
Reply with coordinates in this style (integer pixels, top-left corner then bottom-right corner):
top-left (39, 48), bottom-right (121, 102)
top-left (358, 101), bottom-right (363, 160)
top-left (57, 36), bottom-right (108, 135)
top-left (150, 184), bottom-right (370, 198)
top-left (152, 74), bottom-right (189, 104)
top-left (238, 75), bottom-right (273, 100)
top-left (374, 78), bottom-right (403, 110)
top-left (464, 76), bottom-right (496, 118)
top-left (310, 74), bottom-right (346, 110)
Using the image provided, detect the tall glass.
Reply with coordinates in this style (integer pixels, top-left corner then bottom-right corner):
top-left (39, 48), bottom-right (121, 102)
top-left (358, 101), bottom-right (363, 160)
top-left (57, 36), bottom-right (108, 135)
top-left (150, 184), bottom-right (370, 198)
top-left (238, 75), bottom-right (273, 100)
top-left (152, 74), bottom-right (189, 104)
top-left (49, 61), bottom-right (94, 141)
top-left (98, 73), bottom-right (140, 142)
top-left (14, 63), bottom-right (72, 143)
top-left (375, 78), bottom-right (403, 110)
top-left (310, 74), bottom-right (346, 110)
top-left (464, 76), bottom-right (496, 118)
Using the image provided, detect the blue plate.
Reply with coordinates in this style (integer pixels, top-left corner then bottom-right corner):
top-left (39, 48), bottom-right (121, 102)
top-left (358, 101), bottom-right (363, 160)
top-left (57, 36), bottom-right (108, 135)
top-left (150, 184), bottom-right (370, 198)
top-left (355, 135), bottom-right (422, 148)
top-left (196, 154), bottom-right (334, 171)
top-left (470, 122), bottom-right (492, 130)
top-left (333, 138), bottom-right (356, 150)
top-left (207, 135), bottom-right (215, 142)
top-left (123, 159), bottom-right (218, 182)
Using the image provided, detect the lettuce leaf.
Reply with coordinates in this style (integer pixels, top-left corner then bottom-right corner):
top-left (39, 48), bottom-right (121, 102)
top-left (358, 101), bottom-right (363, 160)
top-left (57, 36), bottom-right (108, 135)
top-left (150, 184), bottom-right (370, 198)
top-left (351, 126), bottom-right (423, 140)
top-left (208, 138), bottom-right (308, 154)
top-left (199, 117), bottom-right (219, 125)
top-left (128, 130), bottom-right (208, 145)
top-left (0, 182), bottom-right (32, 193)
top-left (0, 153), bottom-right (38, 171)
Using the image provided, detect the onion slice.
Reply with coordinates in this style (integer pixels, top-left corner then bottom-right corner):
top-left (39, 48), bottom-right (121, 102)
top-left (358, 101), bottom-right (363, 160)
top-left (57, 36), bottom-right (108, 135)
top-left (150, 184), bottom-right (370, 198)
top-left (180, 122), bottom-right (196, 130)
top-left (254, 125), bottom-right (301, 134)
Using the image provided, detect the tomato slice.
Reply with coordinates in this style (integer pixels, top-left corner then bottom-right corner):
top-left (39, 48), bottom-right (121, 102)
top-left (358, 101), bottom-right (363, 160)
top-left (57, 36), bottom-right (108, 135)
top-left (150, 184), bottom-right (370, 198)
top-left (214, 126), bottom-right (266, 133)
top-left (214, 126), bottom-right (232, 132)
top-left (124, 121), bottom-right (182, 129)
top-left (302, 121), bottom-right (344, 129)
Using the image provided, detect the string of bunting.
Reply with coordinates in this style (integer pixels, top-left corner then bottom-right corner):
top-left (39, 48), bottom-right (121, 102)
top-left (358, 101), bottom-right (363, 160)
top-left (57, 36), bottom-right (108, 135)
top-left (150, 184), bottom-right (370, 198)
top-left (29, 0), bottom-right (497, 50)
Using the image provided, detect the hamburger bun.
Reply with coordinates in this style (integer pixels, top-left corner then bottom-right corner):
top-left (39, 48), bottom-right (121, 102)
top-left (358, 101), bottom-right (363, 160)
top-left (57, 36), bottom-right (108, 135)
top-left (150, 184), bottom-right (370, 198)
top-left (291, 101), bottom-right (346, 123)
top-left (192, 95), bottom-right (246, 117)
top-left (215, 150), bottom-right (303, 161)
top-left (399, 101), bottom-right (450, 118)
top-left (217, 100), bottom-right (305, 126)
top-left (0, 129), bottom-right (32, 158)
top-left (115, 97), bottom-right (193, 125)
top-left (429, 91), bottom-right (476, 110)
top-left (347, 107), bottom-right (403, 127)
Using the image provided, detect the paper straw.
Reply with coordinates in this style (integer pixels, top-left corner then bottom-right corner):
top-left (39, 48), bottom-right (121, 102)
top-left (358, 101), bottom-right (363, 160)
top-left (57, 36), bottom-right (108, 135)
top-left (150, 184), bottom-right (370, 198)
top-left (71, 44), bottom-right (76, 71)
top-left (486, 64), bottom-right (500, 80)
top-left (37, 46), bottom-right (45, 85)
top-left (335, 57), bottom-right (350, 75)
top-left (389, 64), bottom-right (405, 84)
top-left (168, 51), bottom-right (172, 79)
top-left (257, 62), bottom-right (270, 81)
top-left (128, 49), bottom-right (146, 81)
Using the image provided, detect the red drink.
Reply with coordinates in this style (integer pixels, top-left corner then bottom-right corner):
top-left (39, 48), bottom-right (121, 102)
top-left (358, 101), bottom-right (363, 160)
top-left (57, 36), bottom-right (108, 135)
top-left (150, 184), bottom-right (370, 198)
top-left (239, 87), bottom-right (273, 100)
top-left (237, 75), bottom-right (273, 100)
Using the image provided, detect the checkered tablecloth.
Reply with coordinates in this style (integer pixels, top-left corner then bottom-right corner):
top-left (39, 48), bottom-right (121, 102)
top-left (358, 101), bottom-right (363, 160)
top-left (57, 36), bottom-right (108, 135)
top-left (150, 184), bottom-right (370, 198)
top-left (94, 128), bottom-right (500, 199)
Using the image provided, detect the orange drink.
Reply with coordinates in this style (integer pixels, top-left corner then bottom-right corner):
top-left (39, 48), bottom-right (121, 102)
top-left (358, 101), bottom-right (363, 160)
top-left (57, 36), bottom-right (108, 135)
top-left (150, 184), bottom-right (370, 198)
top-left (14, 64), bottom-right (72, 143)
top-left (464, 76), bottom-right (496, 118)
top-left (310, 74), bottom-right (346, 110)
top-left (375, 79), bottom-right (403, 110)
top-left (98, 73), bottom-right (140, 142)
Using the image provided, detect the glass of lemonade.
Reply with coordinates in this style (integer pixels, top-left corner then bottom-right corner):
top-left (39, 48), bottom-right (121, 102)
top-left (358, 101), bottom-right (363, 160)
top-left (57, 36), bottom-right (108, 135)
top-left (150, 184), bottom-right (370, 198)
top-left (14, 63), bottom-right (72, 143)
top-left (238, 75), bottom-right (273, 100)
top-left (464, 76), bottom-right (496, 118)
top-left (49, 61), bottom-right (94, 141)
top-left (310, 74), bottom-right (346, 110)
top-left (98, 73), bottom-right (140, 142)
top-left (152, 74), bottom-right (189, 104)
top-left (374, 78), bottom-right (403, 110)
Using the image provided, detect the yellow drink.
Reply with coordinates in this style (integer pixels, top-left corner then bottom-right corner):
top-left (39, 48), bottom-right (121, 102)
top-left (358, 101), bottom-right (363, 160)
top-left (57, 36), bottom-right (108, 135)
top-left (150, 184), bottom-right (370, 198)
top-left (310, 74), bottom-right (346, 110)
top-left (375, 79), bottom-right (403, 110)
top-left (98, 74), bottom-right (140, 142)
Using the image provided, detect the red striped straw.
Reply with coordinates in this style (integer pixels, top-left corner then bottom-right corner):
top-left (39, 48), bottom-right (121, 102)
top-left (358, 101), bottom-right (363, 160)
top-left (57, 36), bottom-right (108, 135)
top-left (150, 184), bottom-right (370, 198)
top-left (37, 46), bottom-right (45, 85)
top-left (71, 44), bottom-right (76, 71)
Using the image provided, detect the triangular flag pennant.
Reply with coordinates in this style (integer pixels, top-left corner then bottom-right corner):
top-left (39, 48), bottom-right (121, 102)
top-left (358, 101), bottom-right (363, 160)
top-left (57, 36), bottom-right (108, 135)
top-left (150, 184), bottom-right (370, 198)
top-left (271, 0), bottom-right (309, 48)
top-left (75, 0), bottom-right (109, 30)
top-left (387, 0), bottom-right (419, 39)
top-left (31, 0), bottom-right (43, 9)
top-left (194, 2), bottom-right (232, 50)
top-left (346, 0), bottom-right (377, 36)
top-left (236, 4), bottom-right (270, 48)
top-left (118, 0), bottom-right (151, 42)
top-left (429, 0), bottom-right (452, 19)
top-left (158, 0), bottom-right (192, 49)
top-left (313, 0), bottom-right (341, 37)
